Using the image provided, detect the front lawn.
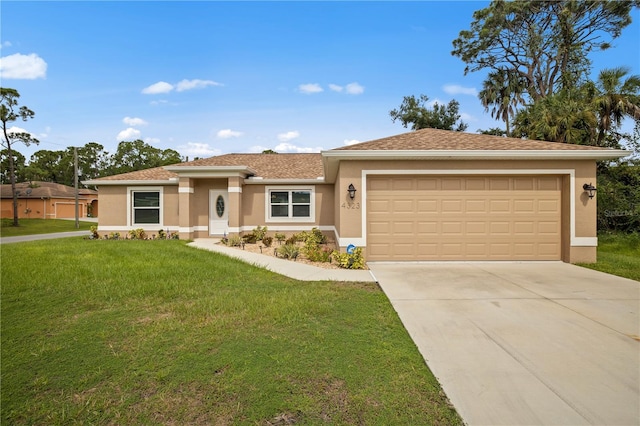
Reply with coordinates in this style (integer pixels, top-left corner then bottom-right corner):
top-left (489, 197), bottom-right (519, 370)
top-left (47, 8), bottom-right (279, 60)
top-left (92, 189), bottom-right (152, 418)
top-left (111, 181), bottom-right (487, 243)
top-left (1, 238), bottom-right (461, 425)
top-left (579, 232), bottom-right (640, 281)
top-left (0, 218), bottom-right (94, 237)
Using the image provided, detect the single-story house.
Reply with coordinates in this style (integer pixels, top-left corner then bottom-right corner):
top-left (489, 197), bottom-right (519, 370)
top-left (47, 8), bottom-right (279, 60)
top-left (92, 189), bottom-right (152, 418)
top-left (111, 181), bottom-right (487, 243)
top-left (84, 128), bottom-right (629, 263)
top-left (0, 181), bottom-right (98, 219)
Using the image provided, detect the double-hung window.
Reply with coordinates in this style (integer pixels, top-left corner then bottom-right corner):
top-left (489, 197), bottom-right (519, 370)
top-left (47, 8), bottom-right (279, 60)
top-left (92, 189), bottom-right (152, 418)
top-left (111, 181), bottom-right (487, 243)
top-left (129, 187), bottom-right (163, 226)
top-left (266, 187), bottom-right (314, 222)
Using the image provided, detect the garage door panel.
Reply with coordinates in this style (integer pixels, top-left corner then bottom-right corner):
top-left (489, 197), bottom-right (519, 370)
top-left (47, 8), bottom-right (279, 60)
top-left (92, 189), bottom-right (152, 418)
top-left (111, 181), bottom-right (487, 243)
top-left (367, 176), bottom-right (561, 261)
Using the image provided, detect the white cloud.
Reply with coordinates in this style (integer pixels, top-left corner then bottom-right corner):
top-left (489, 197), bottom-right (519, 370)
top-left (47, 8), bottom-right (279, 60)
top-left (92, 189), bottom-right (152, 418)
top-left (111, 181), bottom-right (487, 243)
top-left (150, 99), bottom-right (170, 106)
top-left (277, 130), bottom-right (300, 142)
top-left (123, 116), bottom-right (148, 127)
top-left (142, 81), bottom-right (174, 94)
top-left (329, 82), bottom-right (364, 95)
top-left (460, 112), bottom-right (476, 122)
top-left (345, 82), bottom-right (364, 95)
top-left (176, 79), bottom-right (222, 92)
top-left (298, 83), bottom-right (323, 94)
top-left (274, 142), bottom-right (323, 153)
top-left (177, 142), bottom-right (221, 157)
top-left (443, 84), bottom-right (477, 96)
top-left (343, 139), bottom-right (360, 146)
top-left (217, 129), bottom-right (243, 139)
top-left (1, 41), bottom-right (12, 48)
top-left (145, 137), bottom-right (161, 144)
top-left (7, 126), bottom-right (33, 136)
top-left (0, 53), bottom-right (47, 79)
top-left (116, 127), bottom-right (141, 140)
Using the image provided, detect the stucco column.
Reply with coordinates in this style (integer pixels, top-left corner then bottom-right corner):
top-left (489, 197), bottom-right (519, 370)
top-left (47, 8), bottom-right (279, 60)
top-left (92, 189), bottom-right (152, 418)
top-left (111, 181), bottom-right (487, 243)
top-left (228, 176), bottom-right (243, 235)
top-left (178, 177), bottom-right (193, 240)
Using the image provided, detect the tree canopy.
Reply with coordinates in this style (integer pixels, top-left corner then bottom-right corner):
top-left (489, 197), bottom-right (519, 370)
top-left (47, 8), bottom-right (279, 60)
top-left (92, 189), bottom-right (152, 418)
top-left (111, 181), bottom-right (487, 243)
top-left (389, 94), bottom-right (468, 132)
top-left (1, 87), bottom-right (40, 225)
top-left (452, 0), bottom-right (637, 102)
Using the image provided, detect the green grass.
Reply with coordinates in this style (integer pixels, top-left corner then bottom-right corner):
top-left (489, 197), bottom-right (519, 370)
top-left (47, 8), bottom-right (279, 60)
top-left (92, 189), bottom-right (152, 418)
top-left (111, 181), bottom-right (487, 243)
top-left (579, 232), bottom-right (640, 281)
top-left (0, 218), bottom-right (94, 237)
top-left (1, 239), bottom-right (461, 425)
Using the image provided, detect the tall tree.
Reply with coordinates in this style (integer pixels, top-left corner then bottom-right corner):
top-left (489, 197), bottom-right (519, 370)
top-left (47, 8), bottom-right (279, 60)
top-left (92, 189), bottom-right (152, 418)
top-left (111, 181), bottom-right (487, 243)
top-left (0, 149), bottom-right (26, 184)
top-left (478, 69), bottom-right (527, 136)
top-left (1, 88), bottom-right (39, 226)
top-left (452, 1), bottom-right (637, 102)
top-left (592, 67), bottom-right (640, 146)
top-left (107, 140), bottom-right (183, 175)
top-left (512, 87), bottom-right (598, 145)
top-left (390, 94), bottom-right (468, 131)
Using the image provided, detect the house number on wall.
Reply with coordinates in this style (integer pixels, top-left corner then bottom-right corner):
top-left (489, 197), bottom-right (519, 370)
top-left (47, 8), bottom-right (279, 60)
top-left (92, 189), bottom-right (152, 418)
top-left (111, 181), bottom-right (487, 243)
top-left (341, 202), bottom-right (360, 209)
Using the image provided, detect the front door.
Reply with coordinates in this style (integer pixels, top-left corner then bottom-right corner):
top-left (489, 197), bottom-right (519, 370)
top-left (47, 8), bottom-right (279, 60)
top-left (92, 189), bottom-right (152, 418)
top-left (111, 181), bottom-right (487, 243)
top-left (209, 190), bottom-right (229, 236)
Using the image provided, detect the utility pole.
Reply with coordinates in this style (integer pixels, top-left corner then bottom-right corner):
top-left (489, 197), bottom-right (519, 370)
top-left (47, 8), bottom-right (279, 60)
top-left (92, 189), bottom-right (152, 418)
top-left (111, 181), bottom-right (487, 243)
top-left (74, 147), bottom-right (79, 229)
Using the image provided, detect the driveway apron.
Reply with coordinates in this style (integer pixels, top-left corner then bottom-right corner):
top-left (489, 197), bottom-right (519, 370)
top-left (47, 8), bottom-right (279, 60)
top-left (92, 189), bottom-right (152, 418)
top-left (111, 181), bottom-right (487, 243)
top-left (369, 262), bottom-right (640, 426)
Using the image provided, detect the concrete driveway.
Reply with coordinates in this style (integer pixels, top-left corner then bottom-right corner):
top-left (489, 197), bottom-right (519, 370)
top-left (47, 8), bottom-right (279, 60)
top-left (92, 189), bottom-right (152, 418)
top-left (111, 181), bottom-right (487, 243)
top-left (369, 262), bottom-right (640, 426)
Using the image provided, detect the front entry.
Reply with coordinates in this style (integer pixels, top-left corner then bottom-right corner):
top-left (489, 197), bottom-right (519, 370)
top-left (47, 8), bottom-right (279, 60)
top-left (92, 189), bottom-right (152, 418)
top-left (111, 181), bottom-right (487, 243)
top-left (209, 190), bottom-right (229, 236)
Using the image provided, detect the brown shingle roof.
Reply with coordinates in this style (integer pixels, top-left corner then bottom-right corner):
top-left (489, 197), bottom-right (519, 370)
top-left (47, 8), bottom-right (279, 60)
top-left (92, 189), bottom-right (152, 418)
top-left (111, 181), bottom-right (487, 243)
top-left (334, 128), bottom-right (611, 151)
top-left (173, 153), bottom-right (324, 179)
top-left (92, 153), bottom-right (324, 181)
top-left (92, 166), bottom-right (178, 181)
top-left (0, 181), bottom-right (98, 199)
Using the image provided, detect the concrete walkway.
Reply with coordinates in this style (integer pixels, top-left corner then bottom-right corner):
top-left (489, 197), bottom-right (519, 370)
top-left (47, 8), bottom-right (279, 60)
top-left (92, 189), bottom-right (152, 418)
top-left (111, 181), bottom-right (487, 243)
top-left (369, 262), bottom-right (640, 426)
top-left (188, 238), bottom-right (376, 282)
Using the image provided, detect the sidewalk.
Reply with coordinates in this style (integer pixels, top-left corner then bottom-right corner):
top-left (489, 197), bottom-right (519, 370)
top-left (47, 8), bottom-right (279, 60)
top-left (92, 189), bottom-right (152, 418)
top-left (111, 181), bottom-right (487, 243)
top-left (188, 238), bottom-right (376, 282)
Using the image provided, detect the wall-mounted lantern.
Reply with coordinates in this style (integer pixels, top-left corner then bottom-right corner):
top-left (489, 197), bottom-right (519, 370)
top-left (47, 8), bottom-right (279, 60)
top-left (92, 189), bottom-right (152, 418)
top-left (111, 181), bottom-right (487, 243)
top-left (583, 183), bottom-right (597, 199)
top-left (347, 183), bottom-right (357, 200)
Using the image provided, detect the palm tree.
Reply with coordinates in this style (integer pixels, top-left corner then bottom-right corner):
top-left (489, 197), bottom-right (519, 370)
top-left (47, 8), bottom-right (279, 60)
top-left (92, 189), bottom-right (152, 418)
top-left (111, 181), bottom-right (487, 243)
top-left (593, 67), bottom-right (640, 146)
top-left (478, 69), bottom-right (527, 137)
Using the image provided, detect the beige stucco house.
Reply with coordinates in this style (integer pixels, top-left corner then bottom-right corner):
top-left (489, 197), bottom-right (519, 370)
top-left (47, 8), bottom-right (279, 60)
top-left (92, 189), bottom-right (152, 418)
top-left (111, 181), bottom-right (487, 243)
top-left (84, 128), bottom-right (629, 263)
top-left (0, 181), bottom-right (98, 219)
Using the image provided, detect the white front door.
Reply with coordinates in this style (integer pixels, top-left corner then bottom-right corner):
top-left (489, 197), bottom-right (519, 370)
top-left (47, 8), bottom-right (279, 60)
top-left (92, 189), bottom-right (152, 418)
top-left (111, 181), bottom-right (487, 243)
top-left (209, 190), bottom-right (229, 235)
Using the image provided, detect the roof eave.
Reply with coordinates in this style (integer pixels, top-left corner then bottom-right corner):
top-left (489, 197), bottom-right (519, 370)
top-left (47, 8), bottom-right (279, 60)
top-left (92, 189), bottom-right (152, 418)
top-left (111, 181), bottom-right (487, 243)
top-left (244, 178), bottom-right (326, 184)
top-left (81, 179), bottom-right (179, 186)
top-left (321, 149), bottom-right (631, 182)
top-left (322, 149), bottom-right (630, 160)
top-left (163, 165), bottom-right (257, 178)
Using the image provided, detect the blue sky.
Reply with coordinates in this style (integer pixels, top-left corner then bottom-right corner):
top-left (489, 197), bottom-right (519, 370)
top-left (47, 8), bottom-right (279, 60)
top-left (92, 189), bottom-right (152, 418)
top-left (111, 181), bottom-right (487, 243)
top-left (2, 1), bottom-right (639, 161)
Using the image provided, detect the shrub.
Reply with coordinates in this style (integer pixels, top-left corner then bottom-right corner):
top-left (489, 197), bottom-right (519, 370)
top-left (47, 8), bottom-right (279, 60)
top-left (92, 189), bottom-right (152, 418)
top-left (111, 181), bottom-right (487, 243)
top-left (332, 247), bottom-right (366, 269)
top-left (276, 244), bottom-right (299, 260)
top-left (129, 228), bottom-right (147, 240)
top-left (89, 226), bottom-right (100, 240)
top-left (225, 235), bottom-right (242, 247)
top-left (274, 233), bottom-right (286, 244)
top-left (158, 229), bottom-right (166, 239)
top-left (262, 236), bottom-right (273, 247)
top-left (109, 232), bottom-right (121, 240)
top-left (285, 236), bottom-right (298, 245)
top-left (252, 226), bottom-right (268, 241)
top-left (243, 233), bottom-right (257, 244)
top-left (305, 245), bottom-right (333, 263)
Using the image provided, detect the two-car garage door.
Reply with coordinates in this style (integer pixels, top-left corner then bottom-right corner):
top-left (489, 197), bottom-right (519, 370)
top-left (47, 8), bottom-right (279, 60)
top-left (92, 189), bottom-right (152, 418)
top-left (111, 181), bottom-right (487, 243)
top-left (367, 176), bottom-right (562, 261)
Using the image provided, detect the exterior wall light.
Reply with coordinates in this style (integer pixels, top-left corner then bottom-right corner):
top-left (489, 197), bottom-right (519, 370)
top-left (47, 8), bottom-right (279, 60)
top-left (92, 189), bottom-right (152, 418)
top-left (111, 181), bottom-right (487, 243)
top-left (583, 183), bottom-right (597, 199)
top-left (347, 183), bottom-right (357, 200)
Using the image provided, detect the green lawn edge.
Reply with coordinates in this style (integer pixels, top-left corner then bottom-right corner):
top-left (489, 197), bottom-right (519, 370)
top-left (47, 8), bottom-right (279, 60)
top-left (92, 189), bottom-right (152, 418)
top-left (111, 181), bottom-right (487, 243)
top-left (1, 239), bottom-right (462, 425)
top-left (0, 218), bottom-right (94, 237)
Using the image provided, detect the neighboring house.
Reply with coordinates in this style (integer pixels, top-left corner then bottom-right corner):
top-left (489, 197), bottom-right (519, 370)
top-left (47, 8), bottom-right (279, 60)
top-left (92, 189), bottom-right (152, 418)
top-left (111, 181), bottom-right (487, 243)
top-left (0, 181), bottom-right (98, 219)
top-left (84, 128), bottom-right (628, 263)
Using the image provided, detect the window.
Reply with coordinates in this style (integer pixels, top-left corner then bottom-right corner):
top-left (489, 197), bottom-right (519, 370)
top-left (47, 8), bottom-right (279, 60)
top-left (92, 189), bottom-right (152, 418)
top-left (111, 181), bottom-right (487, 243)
top-left (266, 187), bottom-right (314, 222)
top-left (128, 187), bottom-right (163, 226)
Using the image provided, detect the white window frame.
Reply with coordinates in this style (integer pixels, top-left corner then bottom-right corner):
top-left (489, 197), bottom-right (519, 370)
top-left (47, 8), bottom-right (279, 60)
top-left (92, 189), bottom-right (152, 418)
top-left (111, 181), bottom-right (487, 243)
top-left (265, 186), bottom-right (315, 223)
top-left (127, 186), bottom-right (164, 228)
